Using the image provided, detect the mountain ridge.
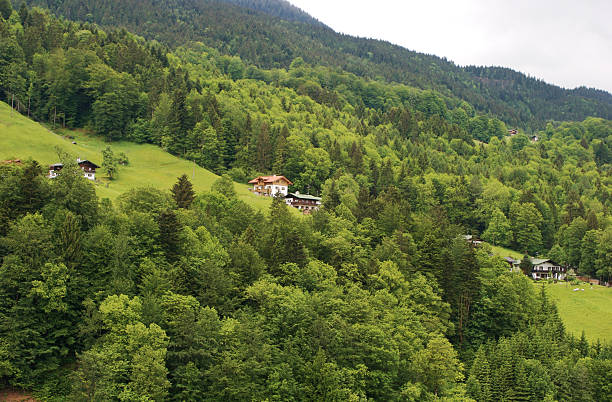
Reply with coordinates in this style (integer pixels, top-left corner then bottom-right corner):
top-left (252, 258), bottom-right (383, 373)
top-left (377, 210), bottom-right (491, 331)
top-left (20, 0), bottom-right (612, 129)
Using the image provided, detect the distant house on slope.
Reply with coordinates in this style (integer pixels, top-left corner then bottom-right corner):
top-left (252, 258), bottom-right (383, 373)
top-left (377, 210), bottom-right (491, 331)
top-left (248, 175), bottom-right (293, 197)
top-left (512, 258), bottom-right (566, 280)
top-left (462, 234), bottom-right (483, 246)
top-left (285, 192), bottom-right (322, 214)
top-left (508, 129), bottom-right (518, 136)
top-left (504, 256), bottom-right (517, 269)
top-left (49, 158), bottom-right (100, 181)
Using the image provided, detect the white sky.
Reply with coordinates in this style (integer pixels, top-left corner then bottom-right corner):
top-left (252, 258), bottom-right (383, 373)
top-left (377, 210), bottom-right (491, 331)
top-left (287, 0), bottom-right (612, 93)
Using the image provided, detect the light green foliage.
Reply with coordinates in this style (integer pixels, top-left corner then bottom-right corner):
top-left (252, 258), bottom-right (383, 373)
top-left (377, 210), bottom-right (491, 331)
top-left (30, 262), bottom-right (69, 312)
top-left (73, 295), bottom-right (170, 401)
top-left (482, 208), bottom-right (511, 246)
top-left (510, 202), bottom-right (543, 254)
top-left (561, 217), bottom-right (588, 267)
top-left (211, 174), bottom-right (237, 199)
top-left (412, 335), bottom-right (464, 396)
top-left (102, 145), bottom-right (118, 179)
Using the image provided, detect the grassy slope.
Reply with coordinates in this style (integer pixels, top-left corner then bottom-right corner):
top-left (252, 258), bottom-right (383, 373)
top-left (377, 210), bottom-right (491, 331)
top-left (488, 244), bottom-right (523, 259)
top-left (0, 102), bottom-right (272, 212)
top-left (539, 282), bottom-right (612, 342)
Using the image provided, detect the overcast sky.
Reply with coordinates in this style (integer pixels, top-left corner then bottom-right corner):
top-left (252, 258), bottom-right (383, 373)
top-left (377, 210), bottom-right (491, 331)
top-left (287, 0), bottom-right (612, 93)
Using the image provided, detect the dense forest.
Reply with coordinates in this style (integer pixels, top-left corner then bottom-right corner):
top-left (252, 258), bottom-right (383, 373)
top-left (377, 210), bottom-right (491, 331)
top-left (218, 0), bottom-right (323, 26)
top-left (2, 2), bottom-right (612, 400)
top-left (17, 0), bottom-right (612, 130)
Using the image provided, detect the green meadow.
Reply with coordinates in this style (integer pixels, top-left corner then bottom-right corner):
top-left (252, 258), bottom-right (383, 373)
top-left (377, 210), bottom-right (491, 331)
top-left (0, 102), bottom-right (272, 212)
top-left (539, 282), bottom-right (612, 342)
top-left (487, 244), bottom-right (524, 260)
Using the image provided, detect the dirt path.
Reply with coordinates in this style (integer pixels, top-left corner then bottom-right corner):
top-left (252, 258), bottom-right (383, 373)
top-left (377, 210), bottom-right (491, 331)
top-left (0, 389), bottom-right (38, 402)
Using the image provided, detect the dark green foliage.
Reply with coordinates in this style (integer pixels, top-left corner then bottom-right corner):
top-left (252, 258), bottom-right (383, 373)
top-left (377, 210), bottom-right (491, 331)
top-left (0, 0), bottom-right (11, 20)
top-left (171, 174), bottom-right (195, 209)
top-left (157, 209), bottom-right (182, 263)
top-left (519, 254), bottom-right (532, 275)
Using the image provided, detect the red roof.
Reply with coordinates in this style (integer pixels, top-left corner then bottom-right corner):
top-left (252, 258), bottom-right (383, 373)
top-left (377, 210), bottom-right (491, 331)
top-left (248, 175), bottom-right (293, 185)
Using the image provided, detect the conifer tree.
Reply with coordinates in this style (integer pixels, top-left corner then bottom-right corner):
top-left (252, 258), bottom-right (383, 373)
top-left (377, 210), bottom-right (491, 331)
top-left (509, 360), bottom-right (533, 401)
top-left (60, 211), bottom-right (82, 268)
top-left (467, 346), bottom-right (492, 402)
top-left (157, 209), bottom-right (182, 262)
top-left (171, 174), bottom-right (195, 209)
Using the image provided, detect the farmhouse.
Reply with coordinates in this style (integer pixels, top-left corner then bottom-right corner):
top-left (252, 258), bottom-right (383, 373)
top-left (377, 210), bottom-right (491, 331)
top-left (285, 192), bottom-right (322, 214)
top-left (248, 175), bottom-right (292, 197)
top-left (513, 258), bottom-right (566, 280)
top-left (49, 158), bottom-right (100, 181)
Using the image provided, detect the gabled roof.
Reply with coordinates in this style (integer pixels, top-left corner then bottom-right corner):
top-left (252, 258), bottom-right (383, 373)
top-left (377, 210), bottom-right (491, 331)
top-left (515, 258), bottom-right (562, 266)
top-left (286, 192), bottom-right (321, 201)
top-left (49, 160), bottom-right (100, 169)
top-left (77, 160), bottom-right (100, 169)
top-left (531, 258), bottom-right (559, 266)
top-left (248, 175), bottom-right (293, 185)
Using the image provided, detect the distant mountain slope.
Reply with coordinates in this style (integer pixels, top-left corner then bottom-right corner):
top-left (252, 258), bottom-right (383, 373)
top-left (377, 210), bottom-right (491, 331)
top-left (22, 0), bottom-right (612, 129)
top-left (218, 0), bottom-right (324, 26)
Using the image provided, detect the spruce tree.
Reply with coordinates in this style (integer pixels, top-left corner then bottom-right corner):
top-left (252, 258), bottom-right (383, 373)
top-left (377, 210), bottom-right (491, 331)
top-left (171, 174), bottom-right (195, 208)
top-left (157, 209), bottom-right (182, 262)
top-left (467, 346), bottom-right (492, 402)
top-left (509, 360), bottom-right (533, 401)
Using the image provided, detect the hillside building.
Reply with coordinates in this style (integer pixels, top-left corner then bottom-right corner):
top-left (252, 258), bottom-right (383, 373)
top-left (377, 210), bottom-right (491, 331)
top-left (285, 192), bottom-right (322, 214)
top-left (49, 158), bottom-right (99, 181)
top-left (248, 175), bottom-right (293, 196)
top-left (512, 258), bottom-right (566, 280)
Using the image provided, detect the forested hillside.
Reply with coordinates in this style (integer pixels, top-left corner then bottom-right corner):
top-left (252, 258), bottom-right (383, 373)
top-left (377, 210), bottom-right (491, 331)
top-left (218, 0), bottom-right (323, 26)
top-left (2, 2), bottom-right (612, 400)
top-left (18, 0), bottom-right (612, 129)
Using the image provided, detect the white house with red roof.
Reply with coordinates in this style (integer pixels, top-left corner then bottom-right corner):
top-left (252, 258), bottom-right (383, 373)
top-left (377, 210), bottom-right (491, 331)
top-left (248, 175), bottom-right (293, 197)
